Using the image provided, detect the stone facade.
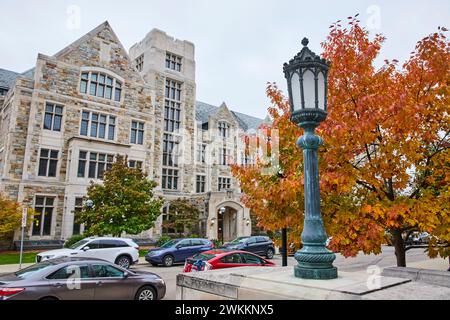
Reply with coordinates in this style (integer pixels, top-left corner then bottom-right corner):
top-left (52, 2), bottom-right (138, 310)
top-left (0, 22), bottom-right (262, 242)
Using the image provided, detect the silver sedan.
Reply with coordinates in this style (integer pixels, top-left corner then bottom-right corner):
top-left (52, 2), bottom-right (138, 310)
top-left (0, 257), bottom-right (165, 300)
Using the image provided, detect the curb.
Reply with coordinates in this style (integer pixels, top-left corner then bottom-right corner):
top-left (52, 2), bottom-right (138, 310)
top-left (382, 267), bottom-right (450, 288)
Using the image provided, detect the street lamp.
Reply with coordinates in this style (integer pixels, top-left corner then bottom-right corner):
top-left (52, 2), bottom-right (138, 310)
top-left (85, 199), bottom-right (94, 209)
top-left (219, 207), bottom-right (226, 244)
top-left (283, 37), bottom-right (337, 280)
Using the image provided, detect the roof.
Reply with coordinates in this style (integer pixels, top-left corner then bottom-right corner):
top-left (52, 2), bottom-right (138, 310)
top-left (196, 101), bottom-right (263, 131)
top-left (0, 68), bottom-right (19, 90)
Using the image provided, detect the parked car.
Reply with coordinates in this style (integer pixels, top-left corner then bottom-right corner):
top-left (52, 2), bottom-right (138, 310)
top-left (220, 236), bottom-right (275, 259)
top-left (36, 237), bottom-right (139, 269)
top-left (145, 238), bottom-right (214, 267)
top-left (183, 249), bottom-right (275, 272)
top-left (405, 232), bottom-right (431, 245)
top-left (0, 257), bottom-right (165, 300)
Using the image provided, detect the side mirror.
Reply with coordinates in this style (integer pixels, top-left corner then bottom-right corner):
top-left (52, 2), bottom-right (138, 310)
top-left (82, 246), bottom-right (90, 251)
top-left (123, 271), bottom-right (129, 279)
top-left (175, 245), bottom-right (181, 249)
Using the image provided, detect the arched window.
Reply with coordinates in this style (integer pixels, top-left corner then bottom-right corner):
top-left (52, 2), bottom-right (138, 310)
top-left (79, 70), bottom-right (122, 102)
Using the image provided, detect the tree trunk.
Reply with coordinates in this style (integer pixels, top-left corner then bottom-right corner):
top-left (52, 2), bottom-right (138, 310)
top-left (392, 229), bottom-right (406, 267)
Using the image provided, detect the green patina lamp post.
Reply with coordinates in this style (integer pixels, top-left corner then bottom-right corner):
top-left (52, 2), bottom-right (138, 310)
top-left (283, 38), bottom-right (337, 280)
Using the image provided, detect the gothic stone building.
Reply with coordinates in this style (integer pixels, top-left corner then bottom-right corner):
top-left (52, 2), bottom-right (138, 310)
top-left (0, 22), bottom-right (263, 243)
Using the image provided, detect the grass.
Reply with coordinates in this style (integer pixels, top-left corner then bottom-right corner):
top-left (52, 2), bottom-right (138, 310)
top-left (0, 252), bottom-right (38, 265)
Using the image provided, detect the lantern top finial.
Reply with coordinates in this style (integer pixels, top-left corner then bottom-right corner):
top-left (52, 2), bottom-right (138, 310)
top-left (301, 37), bottom-right (309, 47)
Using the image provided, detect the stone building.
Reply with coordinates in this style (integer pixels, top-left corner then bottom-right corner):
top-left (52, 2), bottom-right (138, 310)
top-left (0, 21), bottom-right (263, 244)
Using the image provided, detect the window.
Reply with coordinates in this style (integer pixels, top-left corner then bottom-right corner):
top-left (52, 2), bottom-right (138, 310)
top-left (33, 196), bottom-right (54, 236)
top-left (73, 197), bottom-right (83, 235)
top-left (43, 103), bottom-right (63, 131)
top-left (162, 206), bottom-right (176, 234)
top-left (163, 134), bottom-right (179, 167)
top-left (130, 121), bottom-right (144, 145)
top-left (196, 175), bottom-right (206, 193)
top-left (177, 240), bottom-right (192, 248)
top-left (162, 168), bottom-right (178, 190)
top-left (77, 151), bottom-right (114, 179)
top-left (219, 148), bottom-right (230, 165)
top-left (92, 264), bottom-right (124, 278)
top-left (165, 52), bottom-right (182, 71)
top-left (99, 240), bottom-right (129, 248)
top-left (38, 149), bottom-right (59, 177)
top-left (242, 253), bottom-right (264, 265)
top-left (164, 79), bottom-right (182, 133)
top-left (128, 160), bottom-right (143, 169)
top-left (135, 54), bottom-right (144, 72)
top-left (80, 111), bottom-right (116, 141)
top-left (80, 71), bottom-right (122, 102)
top-left (221, 253), bottom-right (243, 264)
top-left (196, 144), bottom-right (206, 163)
top-left (0, 87), bottom-right (8, 96)
top-left (218, 177), bottom-right (231, 191)
top-left (218, 122), bottom-right (229, 138)
top-left (48, 265), bottom-right (90, 280)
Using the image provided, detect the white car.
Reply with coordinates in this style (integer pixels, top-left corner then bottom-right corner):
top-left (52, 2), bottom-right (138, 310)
top-left (36, 237), bottom-right (140, 269)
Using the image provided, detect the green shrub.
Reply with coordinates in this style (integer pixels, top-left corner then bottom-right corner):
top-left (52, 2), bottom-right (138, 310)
top-left (64, 234), bottom-right (85, 248)
top-left (156, 235), bottom-right (172, 247)
top-left (188, 234), bottom-right (200, 239)
top-left (210, 239), bottom-right (222, 248)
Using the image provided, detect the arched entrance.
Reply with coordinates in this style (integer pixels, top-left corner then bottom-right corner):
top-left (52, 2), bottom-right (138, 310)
top-left (217, 206), bottom-right (238, 243)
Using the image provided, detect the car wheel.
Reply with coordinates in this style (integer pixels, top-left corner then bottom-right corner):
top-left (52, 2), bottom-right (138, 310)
top-left (163, 255), bottom-right (174, 267)
top-left (135, 286), bottom-right (156, 301)
top-left (266, 248), bottom-right (275, 259)
top-left (115, 255), bottom-right (132, 269)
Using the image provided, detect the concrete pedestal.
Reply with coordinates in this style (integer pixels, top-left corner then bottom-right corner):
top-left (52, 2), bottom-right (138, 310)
top-left (176, 266), bottom-right (450, 300)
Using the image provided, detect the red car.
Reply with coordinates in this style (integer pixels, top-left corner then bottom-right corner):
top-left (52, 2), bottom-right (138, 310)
top-left (183, 249), bottom-right (275, 272)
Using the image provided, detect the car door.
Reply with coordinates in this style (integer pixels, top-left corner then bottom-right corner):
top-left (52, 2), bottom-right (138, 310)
top-left (255, 237), bottom-right (268, 255)
top-left (190, 239), bottom-right (211, 256)
top-left (244, 237), bottom-right (259, 254)
top-left (77, 240), bottom-right (101, 259)
top-left (91, 263), bottom-right (133, 300)
top-left (214, 253), bottom-right (245, 269)
top-left (241, 253), bottom-right (266, 267)
top-left (174, 240), bottom-right (194, 262)
top-left (47, 263), bottom-right (96, 300)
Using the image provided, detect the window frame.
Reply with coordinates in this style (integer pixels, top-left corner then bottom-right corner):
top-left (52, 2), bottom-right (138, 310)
top-left (79, 71), bottom-right (123, 102)
top-left (32, 196), bottom-right (55, 237)
top-left (37, 148), bottom-right (59, 178)
top-left (43, 103), bottom-right (63, 132)
top-left (80, 110), bottom-right (116, 141)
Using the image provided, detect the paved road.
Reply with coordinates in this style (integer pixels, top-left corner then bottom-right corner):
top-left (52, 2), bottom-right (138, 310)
top-left (131, 246), bottom-right (449, 300)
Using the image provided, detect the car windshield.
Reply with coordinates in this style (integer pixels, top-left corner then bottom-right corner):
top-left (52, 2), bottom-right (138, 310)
top-left (15, 261), bottom-right (54, 279)
top-left (69, 239), bottom-right (90, 249)
top-left (160, 239), bottom-right (180, 249)
top-left (229, 237), bottom-right (249, 244)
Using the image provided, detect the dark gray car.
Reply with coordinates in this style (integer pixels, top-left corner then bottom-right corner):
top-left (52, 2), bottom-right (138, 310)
top-left (0, 257), bottom-right (165, 300)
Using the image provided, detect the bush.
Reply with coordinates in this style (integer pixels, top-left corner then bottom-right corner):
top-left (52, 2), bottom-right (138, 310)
top-left (210, 239), bottom-right (222, 248)
top-left (156, 235), bottom-right (171, 247)
top-left (64, 234), bottom-right (85, 248)
top-left (188, 234), bottom-right (200, 239)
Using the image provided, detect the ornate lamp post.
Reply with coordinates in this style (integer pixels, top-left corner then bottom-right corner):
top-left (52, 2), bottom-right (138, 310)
top-left (283, 38), bottom-right (337, 279)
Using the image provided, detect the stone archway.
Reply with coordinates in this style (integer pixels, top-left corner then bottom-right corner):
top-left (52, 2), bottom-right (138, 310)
top-left (215, 201), bottom-right (245, 242)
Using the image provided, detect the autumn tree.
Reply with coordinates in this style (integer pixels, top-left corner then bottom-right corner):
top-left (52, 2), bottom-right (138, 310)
top-left (163, 198), bottom-right (201, 237)
top-left (79, 156), bottom-right (164, 237)
top-left (320, 17), bottom-right (449, 266)
top-left (0, 194), bottom-right (22, 240)
top-left (231, 84), bottom-right (305, 248)
top-left (232, 16), bottom-right (449, 267)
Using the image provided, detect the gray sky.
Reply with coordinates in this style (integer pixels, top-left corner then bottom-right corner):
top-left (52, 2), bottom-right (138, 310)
top-left (1, 0), bottom-right (449, 119)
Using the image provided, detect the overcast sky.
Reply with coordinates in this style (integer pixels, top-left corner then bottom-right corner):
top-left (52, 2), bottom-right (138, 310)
top-left (1, 0), bottom-right (449, 118)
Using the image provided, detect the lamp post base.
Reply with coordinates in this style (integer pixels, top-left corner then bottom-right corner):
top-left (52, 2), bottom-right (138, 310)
top-left (294, 265), bottom-right (338, 280)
